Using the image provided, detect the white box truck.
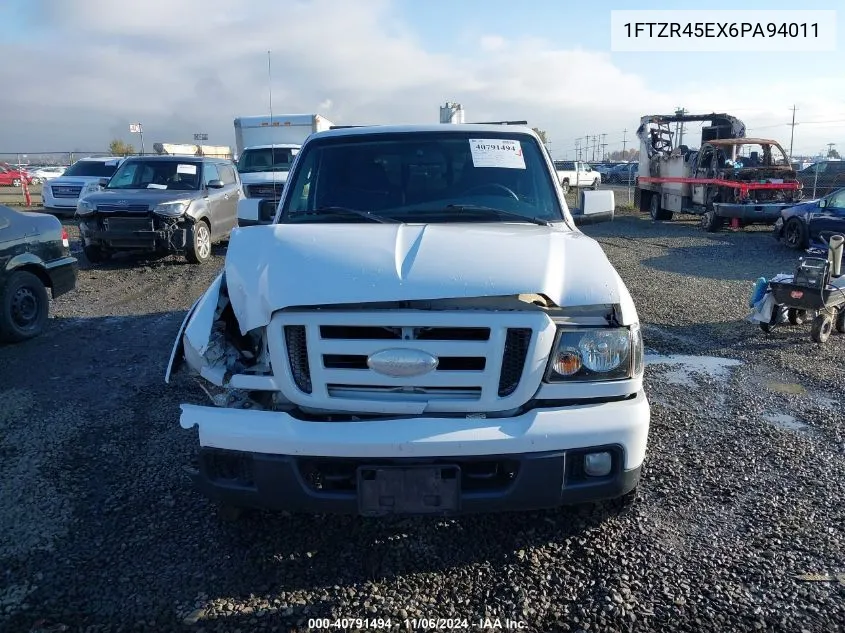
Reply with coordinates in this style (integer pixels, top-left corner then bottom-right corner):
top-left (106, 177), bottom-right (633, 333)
top-left (234, 114), bottom-right (334, 226)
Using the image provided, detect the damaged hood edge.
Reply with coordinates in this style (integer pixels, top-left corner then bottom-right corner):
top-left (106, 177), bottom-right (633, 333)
top-left (219, 223), bottom-right (639, 334)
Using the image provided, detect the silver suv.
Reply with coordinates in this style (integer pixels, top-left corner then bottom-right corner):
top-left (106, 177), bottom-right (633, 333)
top-left (76, 155), bottom-right (244, 264)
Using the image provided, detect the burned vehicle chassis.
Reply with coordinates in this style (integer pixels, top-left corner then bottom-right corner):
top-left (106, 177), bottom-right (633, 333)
top-left (635, 113), bottom-right (802, 231)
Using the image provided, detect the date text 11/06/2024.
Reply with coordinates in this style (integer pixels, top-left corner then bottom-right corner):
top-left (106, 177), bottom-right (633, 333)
top-left (306, 617), bottom-right (528, 630)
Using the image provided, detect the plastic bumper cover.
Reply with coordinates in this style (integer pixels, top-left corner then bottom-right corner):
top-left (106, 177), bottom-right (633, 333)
top-left (179, 389), bottom-right (650, 514)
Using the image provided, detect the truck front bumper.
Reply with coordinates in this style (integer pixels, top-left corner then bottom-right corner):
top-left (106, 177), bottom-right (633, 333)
top-left (713, 202), bottom-right (793, 223)
top-left (79, 216), bottom-right (187, 253)
top-left (180, 389), bottom-right (649, 515)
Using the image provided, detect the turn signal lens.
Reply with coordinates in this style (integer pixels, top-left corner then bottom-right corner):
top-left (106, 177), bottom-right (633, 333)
top-left (552, 348), bottom-right (582, 376)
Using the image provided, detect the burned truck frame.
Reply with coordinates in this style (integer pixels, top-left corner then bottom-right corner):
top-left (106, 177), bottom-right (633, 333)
top-left (635, 112), bottom-right (802, 232)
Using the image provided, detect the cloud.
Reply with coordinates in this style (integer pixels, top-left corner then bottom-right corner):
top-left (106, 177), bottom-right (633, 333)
top-left (0, 0), bottom-right (841, 157)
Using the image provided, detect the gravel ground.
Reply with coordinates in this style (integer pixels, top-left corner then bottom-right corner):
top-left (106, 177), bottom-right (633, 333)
top-left (1, 206), bottom-right (843, 633)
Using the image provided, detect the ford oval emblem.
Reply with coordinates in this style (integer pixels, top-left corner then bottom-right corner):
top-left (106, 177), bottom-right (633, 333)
top-left (367, 348), bottom-right (439, 377)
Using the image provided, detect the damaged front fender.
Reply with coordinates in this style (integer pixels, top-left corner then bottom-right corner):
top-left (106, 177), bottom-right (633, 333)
top-left (165, 273), bottom-right (224, 383)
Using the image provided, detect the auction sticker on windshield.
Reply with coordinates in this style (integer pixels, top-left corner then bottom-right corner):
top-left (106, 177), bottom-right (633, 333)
top-left (177, 164), bottom-right (197, 175)
top-left (469, 139), bottom-right (526, 169)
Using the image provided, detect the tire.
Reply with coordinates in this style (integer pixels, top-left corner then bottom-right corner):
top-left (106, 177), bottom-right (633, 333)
top-left (0, 270), bottom-right (49, 342)
top-left (591, 179), bottom-right (599, 190)
top-left (836, 308), bottom-right (845, 334)
top-left (560, 179), bottom-right (570, 195)
top-left (783, 217), bottom-right (809, 250)
top-left (186, 220), bottom-right (212, 264)
top-left (788, 308), bottom-right (808, 325)
top-left (12, 178), bottom-right (21, 187)
top-left (700, 210), bottom-right (723, 232)
top-left (649, 193), bottom-right (673, 221)
top-left (83, 244), bottom-right (109, 264)
top-left (810, 314), bottom-right (833, 344)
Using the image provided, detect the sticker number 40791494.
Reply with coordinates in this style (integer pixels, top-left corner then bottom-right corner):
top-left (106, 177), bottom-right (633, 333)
top-left (469, 138), bottom-right (526, 169)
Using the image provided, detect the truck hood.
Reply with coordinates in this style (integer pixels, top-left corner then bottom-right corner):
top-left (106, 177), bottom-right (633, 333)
top-left (82, 188), bottom-right (200, 208)
top-left (238, 171), bottom-right (290, 185)
top-left (223, 222), bottom-right (638, 334)
top-left (49, 175), bottom-right (105, 187)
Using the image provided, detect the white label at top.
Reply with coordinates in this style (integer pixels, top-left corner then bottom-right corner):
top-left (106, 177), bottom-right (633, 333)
top-left (469, 139), bottom-right (526, 169)
top-left (177, 164), bottom-right (197, 175)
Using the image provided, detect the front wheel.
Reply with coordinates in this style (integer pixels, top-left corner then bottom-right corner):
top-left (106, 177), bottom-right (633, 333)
top-left (186, 220), bottom-right (212, 264)
top-left (811, 314), bottom-right (833, 343)
top-left (0, 270), bottom-right (49, 342)
top-left (784, 217), bottom-right (809, 250)
top-left (12, 178), bottom-right (21, 187)
top-left (649, 193), bottom-right (673, 221)
top-left (591, 179), bottom-right (599, 190)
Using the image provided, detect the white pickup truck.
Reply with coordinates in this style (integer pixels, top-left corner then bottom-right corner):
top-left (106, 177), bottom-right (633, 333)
top-left (166, 124), bottom-right (649, 519)
top-left (554, 160), bottom-right (601, 194)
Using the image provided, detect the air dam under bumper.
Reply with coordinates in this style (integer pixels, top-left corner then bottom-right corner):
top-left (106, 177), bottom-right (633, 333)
top-left (180, 389), bottom-right (649, 514)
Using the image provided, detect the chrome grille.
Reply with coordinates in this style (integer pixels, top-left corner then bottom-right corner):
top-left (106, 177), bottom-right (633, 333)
top-left (51, 185), bottom-right (82, 198)
top-left (246, 183), bottom-right (284, 199)
top-left (271, 311), bottom-right (552, 414)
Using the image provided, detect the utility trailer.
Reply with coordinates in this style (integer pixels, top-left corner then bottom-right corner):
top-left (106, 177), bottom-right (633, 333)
top-left (635, 112), bottom-right (803, 232)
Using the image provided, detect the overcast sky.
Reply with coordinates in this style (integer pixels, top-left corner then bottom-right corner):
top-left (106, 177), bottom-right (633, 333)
top-left (1, 0), bottom-right (842, 158)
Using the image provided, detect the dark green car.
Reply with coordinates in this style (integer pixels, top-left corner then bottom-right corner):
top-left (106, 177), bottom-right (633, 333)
top-left (0, 204), bottom-right (78, 342)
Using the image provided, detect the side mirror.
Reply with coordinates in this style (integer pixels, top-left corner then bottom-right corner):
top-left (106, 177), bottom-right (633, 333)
top-left (237, 198), bottom-right (277, 227)
top-left (98, 178), bottom-right (110, 187)
top-left (571, 189), bottom-right (615, 226)
top-left (207, 179), bottom-right (224, 189)
top-left (819, 198), bottom-right (827, 207)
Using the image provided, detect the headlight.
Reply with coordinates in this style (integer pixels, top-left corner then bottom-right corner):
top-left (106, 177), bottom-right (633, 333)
top-left (76, 199), bottom-right (95, 215)
top-left (154, 200), bottom-right (190, 217)
top-left (545, 324), bottom-right (643, 382)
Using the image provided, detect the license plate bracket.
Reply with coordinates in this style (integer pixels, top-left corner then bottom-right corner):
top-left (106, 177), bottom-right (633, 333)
top-left (357, 465), bottom-right (461, 516)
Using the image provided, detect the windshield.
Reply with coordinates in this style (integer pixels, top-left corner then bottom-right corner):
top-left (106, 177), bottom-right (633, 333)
top-left (63, 161), bottom-right (120, 178)
top-left (728, 144), bottom-right (791, 168)
top-left (279, 131), bottom-right (564, 224)
top-left (106, 160), bottom-right (202, 190)
top-left (238, 147), bottom-right (298, 173)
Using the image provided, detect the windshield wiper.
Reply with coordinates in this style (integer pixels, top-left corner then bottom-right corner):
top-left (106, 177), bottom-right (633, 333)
top-left (289, 207), bottom-right (399, 223)
top-left (444, 204), bottom-right (552, 226)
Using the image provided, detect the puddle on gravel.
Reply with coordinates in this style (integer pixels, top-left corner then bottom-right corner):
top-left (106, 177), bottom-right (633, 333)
top-left (645, 353), bottom-right (742, 387)
top-left (762, 412), bottom-right (808, 432)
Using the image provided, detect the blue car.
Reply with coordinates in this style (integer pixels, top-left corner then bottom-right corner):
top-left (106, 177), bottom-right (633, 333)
top-left (774, 187), bottom-right (845, 250)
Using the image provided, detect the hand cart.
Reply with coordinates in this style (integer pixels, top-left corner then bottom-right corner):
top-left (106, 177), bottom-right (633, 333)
top-left (761, 257), bottom-right (845, 344)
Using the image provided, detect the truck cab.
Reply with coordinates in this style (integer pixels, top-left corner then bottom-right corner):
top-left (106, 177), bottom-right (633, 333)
top-left (233, 114), bottom-right (334, 226)
top-left (235, 144), bottom-right (300, 227)
top-left (167, 124), bottom-right (647, 519)
top-left (553, 160), bottom-right (601, 194)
